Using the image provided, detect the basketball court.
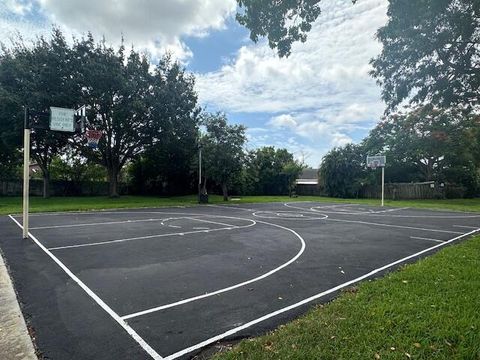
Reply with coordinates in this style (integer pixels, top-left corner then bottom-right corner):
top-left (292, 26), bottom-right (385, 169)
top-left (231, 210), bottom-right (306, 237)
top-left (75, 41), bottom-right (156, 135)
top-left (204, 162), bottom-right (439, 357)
top-left (1, 202), bottom-right (479, 359)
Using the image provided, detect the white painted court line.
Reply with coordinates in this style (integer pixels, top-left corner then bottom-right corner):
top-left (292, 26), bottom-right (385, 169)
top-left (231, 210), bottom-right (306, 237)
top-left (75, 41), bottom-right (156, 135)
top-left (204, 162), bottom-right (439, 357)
top-left (453, 225), bottom-right (480, 229)
top-left (121, 219), bottom-right (306, 320)
top-left (30, 218), bottom-right (165, 230)
top-left (206, 204), bottom-right (255, 212)
top-left (187, 217), bottom-right (237, 228)
top-left (326, 218), bottom-right (463, 235)
top-left (410, 236), bottom-right (445, 243)
top-left (162, 227), bottom-right (480, 360)
top-left (284, 202), bottom-right (480, 218)
top-left (252, 210), bottom-right (328, 221)
top-left (47, 220), bottom-right (255, 251)
top-left (311, 206), bottom-right (411, 216)
top-left (8, 215), bottom-right (163, 360)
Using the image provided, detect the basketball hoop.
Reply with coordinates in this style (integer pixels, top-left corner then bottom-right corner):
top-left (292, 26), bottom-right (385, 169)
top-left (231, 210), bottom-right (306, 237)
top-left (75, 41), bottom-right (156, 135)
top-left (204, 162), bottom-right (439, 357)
top-left (366, 156), bottom-right (385, 170)
top-left (368, 160), bottom-right (380, 170)
top-left (86, 129), bottom-right (102, 149)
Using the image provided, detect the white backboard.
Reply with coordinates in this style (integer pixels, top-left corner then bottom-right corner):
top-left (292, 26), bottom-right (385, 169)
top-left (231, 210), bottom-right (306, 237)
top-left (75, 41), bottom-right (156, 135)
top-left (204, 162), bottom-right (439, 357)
top-left (367, 155), bottom-right (386, 168)
top-left (50, 107), bottom-right (75, 132)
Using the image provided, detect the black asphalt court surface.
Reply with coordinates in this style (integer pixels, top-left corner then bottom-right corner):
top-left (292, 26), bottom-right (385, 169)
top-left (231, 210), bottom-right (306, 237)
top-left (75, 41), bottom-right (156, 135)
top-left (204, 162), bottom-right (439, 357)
top-left (1, 201), bottom-right (479, 359)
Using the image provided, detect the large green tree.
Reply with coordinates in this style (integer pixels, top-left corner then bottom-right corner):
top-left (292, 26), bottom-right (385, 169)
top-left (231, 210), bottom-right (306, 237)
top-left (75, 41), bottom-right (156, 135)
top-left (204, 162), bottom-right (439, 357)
top-left (0, 29), bottom-right (82, 197)
top-left (73, 35), bottom-right (156, 197)
top-left (245, 146), bottom-right (304, 195)
top-left (123, 55), bottom-right (200, 196)
top-left (319, 143), bottom-right (366, 198)
top-left (363, 105), bottom-right (479, 192)
top-left (371, 0), bottom-right (480, 113)
top-left (201, 113), bottom-right (246, 201)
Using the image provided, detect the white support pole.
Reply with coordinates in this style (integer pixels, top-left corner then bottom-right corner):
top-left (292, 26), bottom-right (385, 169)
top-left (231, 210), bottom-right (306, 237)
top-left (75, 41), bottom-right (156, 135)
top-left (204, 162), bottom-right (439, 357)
top-left (381, 166), bottom-right (385, 207)
top-left (22, 127), bottom-right (31, 239)
top-left (198, 147), bottom-right (202, 202)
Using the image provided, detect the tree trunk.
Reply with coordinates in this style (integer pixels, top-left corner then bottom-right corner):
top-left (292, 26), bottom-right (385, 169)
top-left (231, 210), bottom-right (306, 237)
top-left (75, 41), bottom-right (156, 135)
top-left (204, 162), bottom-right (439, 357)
top-left (42, 171), bottom-right (50, 199)
top-left (221, 183), bottom-right (228, 201)
top-left (108, 168), bottom-right (119, 197)
top-left (201, 176), bottom-right (207, 194)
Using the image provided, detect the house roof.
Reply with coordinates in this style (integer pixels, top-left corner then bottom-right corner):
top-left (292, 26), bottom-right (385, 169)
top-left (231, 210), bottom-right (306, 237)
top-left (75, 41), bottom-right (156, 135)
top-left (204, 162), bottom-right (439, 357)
top-left (300, 168), bottom-right (318, 179)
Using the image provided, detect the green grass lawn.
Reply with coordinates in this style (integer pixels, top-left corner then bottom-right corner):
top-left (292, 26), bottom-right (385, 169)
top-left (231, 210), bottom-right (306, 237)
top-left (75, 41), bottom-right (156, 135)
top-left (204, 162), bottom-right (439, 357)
top-left (1, 194), bottom-right (480, 215)
top-left (215, 235), bottom-right (480, 360)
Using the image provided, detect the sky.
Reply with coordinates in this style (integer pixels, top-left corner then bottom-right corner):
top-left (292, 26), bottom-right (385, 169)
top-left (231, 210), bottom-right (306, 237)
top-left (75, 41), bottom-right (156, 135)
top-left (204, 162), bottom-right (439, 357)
top-left (0, 0), bottom-right (389, 167)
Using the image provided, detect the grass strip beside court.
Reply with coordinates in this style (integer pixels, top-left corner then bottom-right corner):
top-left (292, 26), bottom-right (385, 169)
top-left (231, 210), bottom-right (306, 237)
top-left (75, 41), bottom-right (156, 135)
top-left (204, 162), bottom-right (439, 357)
top-left (1, 195), bottom-right (480, 215)
top-left (214, 235), bottom-right (480, 360)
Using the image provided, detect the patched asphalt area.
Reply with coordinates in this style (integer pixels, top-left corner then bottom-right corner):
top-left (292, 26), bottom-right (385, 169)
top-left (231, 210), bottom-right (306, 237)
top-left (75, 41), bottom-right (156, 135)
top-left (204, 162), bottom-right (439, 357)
top-left (1, 202), bottom-right (479, 359)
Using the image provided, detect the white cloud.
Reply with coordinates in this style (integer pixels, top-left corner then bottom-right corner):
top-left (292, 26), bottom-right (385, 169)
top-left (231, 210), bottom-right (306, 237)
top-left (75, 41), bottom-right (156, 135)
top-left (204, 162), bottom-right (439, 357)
top-left (1, 0), bottom-right (236, 62)
top-left (268, 113), bottom-right (353, 149)
top-left (196, 0), bottom-right (388, 162)
top-left (268, 114), bottom-right (297, 129)
top-left (4, 0), bottom-right (33, 15)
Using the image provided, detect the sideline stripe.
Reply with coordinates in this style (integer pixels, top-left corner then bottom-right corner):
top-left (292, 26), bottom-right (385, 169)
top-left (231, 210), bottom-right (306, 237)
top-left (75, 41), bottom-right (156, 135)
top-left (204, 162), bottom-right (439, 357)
top-left (47, 221), bottom-right (255, 251)
top-left (410, 236), bottom-right (445, 243)
top-left (30, 218), bottom-right (165, 230)
top-left (121, 219), bottom-right (306, 320)
top-left (326, 218), bottom-right (463, 234)
top-left (8, 215), bottom-right (163, 360)
top-left (163, 227), bottom-right (480, 360)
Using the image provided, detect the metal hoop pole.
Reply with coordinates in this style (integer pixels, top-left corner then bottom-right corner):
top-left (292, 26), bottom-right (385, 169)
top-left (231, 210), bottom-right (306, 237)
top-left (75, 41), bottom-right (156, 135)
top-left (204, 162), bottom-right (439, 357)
top-left (23, 108), bottom-right (31, 239)
top-left (381, 166), bottom-right (385, 207)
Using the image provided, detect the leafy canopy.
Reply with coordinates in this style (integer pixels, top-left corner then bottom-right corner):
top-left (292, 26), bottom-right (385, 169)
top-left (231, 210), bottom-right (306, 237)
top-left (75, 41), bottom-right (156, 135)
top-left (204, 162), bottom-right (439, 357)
top-left (201, 113), bottom-right (246, 200)
top-left (320, 143), bottom-right (366, 198)
top-left (236, 0), bottom-right (357, 57)
top-left (370, 0), bottom-right (480, 113)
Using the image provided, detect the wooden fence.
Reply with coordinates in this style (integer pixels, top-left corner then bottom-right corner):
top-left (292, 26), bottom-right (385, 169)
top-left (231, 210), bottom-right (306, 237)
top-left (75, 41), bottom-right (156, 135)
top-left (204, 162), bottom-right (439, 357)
top-left (359, 182), bottom-right (465, 200)
top-left (0, 180), bottom-right (129, 196)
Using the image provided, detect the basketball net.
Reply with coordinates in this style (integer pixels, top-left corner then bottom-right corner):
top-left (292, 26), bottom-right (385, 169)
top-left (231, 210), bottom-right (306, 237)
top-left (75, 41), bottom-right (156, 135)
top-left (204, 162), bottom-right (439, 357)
top-left (86, 129), bottom-right (102, 149)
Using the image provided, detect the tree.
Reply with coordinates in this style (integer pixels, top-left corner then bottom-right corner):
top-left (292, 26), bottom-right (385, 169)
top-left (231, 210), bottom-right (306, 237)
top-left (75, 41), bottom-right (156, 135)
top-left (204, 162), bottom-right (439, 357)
top-left (75, 36), bottom-right (201, 197)
top-left (245, 146), bottom-right (303, 195)
top-left (236, 0), bottom-right (357, 57)
top-left (370, 0), bottom-right (480, 113)
top-left (363, 105), bottom-right (478, 192)
top-left (319, 144), bottom-right (366, 198)
top-left (129, 56), bottom-right (200, 196)
top-left (49, 154), bottom-right (106, 183)
top-left (72, 35), bottom-right (156, 197)
top-left (201, 113), bottom-right (246, 201)
top-left (282, 160), bottom-right (305, 197)
top-left (0, 28), bottom-right (82, 197)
